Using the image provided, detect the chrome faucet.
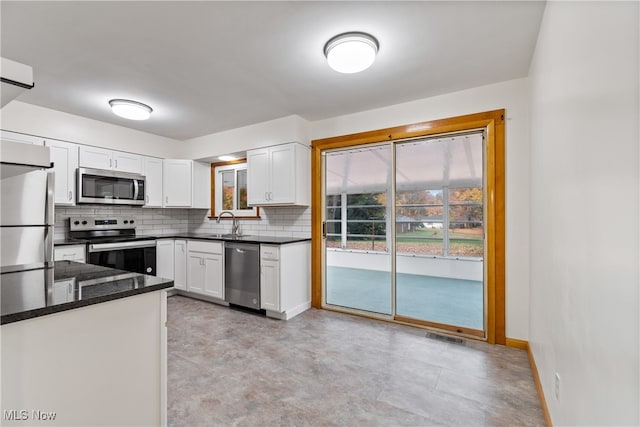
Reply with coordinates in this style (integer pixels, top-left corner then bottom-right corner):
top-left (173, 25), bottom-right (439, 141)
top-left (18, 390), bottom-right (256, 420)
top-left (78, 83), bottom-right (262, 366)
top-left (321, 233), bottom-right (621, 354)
top-left (217, 210), bottom-right (240, 235)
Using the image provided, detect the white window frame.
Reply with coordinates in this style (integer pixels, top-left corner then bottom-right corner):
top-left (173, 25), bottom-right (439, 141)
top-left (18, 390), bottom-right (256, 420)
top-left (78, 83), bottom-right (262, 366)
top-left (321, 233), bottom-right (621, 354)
top-left (213, 163), bottom-right (259, 218)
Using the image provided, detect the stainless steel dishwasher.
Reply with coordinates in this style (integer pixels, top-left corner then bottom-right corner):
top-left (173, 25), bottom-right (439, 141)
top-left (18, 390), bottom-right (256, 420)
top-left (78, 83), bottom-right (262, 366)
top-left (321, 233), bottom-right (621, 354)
top-left (224, 242), bottom-right (260, 310)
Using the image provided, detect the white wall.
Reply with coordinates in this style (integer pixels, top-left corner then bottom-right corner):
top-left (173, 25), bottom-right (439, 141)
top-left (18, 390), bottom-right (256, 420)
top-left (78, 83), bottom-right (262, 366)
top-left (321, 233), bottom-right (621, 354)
top-left (0, 101), bottom-right (180, 158)
top-left (312, 78), bottom-right (532, 340)
top-left (181, 114), bottom-right (310, 161)
top-left (528, 2), bottom-right (639, 426)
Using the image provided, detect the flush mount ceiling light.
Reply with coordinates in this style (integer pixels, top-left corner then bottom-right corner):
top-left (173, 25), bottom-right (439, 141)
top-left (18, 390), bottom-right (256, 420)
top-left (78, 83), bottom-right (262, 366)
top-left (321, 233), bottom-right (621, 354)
top-left (108, 99), bottom-right (153, 121)
top-left (324, 32), bottom-right (379, 74)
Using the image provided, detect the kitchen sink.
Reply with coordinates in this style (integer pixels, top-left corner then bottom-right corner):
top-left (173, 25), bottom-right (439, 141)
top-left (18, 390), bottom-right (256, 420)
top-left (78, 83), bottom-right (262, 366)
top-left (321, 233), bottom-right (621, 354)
top-left (206, 233), bottom-right (244, 239)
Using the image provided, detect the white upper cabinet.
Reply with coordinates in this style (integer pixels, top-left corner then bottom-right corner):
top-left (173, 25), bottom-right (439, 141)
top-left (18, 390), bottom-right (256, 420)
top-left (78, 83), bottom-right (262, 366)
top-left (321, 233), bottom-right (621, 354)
top-left (247, 148), bottom-right (269, 206)
top-left (113, 151), bottom-right (143, 173)
top-left (192, 161), bottom-right (211, 209)
top-left (162, 159), bottom-right (210, 209)
top-left (247, 142), bottom-right (310, 206)
top-left (79, 146), bottom-right (142, 174)
top-left (142, 156), bottom-right (163, 207)
top-left (78, 146), bottom-right (111, 170)
top-left (45, 139), bottom-right (79, 205)
top-left (163, 159), bottom-right (192, 207)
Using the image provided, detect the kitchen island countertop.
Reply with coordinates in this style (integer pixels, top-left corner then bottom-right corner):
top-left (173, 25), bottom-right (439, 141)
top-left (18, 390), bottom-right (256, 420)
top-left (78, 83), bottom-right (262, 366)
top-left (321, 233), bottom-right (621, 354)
top-left (1, 261), bottom-right (173, 325)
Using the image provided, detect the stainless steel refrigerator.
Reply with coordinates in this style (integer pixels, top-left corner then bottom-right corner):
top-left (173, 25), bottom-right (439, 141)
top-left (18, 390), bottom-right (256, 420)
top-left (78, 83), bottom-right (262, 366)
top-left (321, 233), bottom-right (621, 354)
top-left (0, 140), bottom-right (54, 273)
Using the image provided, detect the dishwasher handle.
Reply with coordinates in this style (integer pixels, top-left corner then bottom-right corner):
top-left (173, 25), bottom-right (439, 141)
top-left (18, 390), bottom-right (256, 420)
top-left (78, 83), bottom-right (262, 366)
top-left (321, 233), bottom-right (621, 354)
top-left (224, 242), bottom-right (259, 253)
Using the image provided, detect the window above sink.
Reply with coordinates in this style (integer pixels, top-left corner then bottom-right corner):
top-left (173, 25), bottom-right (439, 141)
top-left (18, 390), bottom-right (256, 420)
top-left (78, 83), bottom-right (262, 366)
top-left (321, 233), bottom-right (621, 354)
top-left (210, 159), bottom-right (260, 219)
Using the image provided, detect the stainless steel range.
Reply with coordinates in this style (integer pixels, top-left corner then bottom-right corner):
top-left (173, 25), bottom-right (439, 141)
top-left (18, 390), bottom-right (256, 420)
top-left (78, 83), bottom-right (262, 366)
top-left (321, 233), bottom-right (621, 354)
top-left (69, 217), bottom-right (156, 275)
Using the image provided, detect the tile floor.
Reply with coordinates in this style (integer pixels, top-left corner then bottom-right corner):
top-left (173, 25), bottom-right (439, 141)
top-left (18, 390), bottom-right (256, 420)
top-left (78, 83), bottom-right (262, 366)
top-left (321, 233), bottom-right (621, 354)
top-left (167, 296), bottom-right (545, 426)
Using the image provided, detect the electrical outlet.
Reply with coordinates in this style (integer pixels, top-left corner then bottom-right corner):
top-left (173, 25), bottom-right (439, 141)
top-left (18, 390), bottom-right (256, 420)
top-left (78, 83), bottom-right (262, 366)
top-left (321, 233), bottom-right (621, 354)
top-left (554, 372), bottom-right (561, 400)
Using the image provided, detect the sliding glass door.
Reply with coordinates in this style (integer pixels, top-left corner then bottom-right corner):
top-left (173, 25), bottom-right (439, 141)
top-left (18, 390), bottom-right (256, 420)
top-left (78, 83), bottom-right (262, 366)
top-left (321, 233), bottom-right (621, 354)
top-left (394, 133), bottom-right (485, 335)
top-left (324, 144), bottom-right (392, 316)
top-left (322, 132), bottom-right (486, 336)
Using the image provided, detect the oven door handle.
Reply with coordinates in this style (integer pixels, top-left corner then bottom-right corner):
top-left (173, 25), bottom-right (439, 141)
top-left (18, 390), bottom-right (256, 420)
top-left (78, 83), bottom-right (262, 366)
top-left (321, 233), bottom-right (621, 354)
top-left (89, 241), bottom-right (157, 252)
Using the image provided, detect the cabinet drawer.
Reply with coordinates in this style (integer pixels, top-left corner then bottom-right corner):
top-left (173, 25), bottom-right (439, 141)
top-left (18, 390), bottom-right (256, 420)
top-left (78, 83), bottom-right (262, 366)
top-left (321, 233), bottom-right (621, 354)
top-left (188, 240), bottom-right (223, 254)
top-left (260, 245), bottom-right (279, 261)
top-left (54, 245), bottom-right (86, 262)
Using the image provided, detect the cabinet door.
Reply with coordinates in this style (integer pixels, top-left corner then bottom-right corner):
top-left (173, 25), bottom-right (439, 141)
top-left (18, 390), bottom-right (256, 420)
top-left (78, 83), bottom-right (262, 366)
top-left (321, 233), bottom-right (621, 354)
top-left (46, 139), bottom-right (78, 205)
top-left (163, 159), bottom-right (192, 207)
top-left (269, 144), bottom-right (295, 204)
top-left (191, 161), bottom-right (210, 209)
top-left (79, 146), bottom-right (113, 169)
top-left (203, 253), bottom-right (224, 299)
top-left (51, 279), bottom-right (75, 304)
top-left (187, 253), bottom-right (205, 294)
top-left (247, 148), bottom-right (270, 205)
top-left (174, 240), bottom-right (187, 290)
top-left (156, 240), bottom-right (175, 281)
top-left (142, 156), bottom-right (163, 207)
top-left (113, 151), bottom-right (142, 174)
top-left (260, 259), bottom-right (280, 311)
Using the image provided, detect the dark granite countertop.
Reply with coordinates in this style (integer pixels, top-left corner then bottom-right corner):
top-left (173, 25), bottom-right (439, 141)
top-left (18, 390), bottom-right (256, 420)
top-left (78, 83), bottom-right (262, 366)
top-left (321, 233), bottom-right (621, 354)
top-left (157, 233), bottom-right (311, 245)
top-left (54, 234), bottom-right (311, 246)
top-left (1, 261), bottom-right (173, 325)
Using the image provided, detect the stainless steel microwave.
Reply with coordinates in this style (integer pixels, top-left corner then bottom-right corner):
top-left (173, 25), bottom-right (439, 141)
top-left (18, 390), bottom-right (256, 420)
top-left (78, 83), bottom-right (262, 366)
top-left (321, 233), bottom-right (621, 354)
top-left (77, 167), bottom-right (145, 205)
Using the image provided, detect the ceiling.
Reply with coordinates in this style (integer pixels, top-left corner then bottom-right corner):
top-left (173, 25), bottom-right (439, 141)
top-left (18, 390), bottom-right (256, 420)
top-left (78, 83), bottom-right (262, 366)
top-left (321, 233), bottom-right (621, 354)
top-left (1, 1), bottom-right (545, 141)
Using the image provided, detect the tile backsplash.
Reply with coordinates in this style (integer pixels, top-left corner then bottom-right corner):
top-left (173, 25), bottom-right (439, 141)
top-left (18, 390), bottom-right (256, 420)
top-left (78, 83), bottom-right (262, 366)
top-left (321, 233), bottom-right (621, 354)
top-left (189, 207), bottom-right (311, 238)
top-left (54, 206), bottom-right (311, 240)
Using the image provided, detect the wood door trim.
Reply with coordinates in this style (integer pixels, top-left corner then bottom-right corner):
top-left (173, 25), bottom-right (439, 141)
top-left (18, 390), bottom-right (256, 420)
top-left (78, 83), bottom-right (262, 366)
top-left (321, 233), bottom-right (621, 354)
top-left (311, 109), bottom-right (505, 344)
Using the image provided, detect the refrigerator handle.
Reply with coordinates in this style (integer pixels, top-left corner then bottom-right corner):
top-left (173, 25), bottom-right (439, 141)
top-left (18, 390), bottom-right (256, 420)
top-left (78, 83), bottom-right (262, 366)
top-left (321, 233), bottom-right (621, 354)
top-left (45, 172), bottom-right (55, 264)
top-left (46, 172), bottom-right (55, 225)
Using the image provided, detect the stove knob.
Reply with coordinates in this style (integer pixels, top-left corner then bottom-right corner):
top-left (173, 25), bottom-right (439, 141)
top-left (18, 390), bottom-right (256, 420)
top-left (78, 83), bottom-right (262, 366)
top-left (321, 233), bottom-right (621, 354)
top-left (146, 267), bottom-right (152, 273)
top-left (81, 221), bottom-right (87, 225)
top-left (130, 220), bottom-right (135, 224)
top-left (73, 220), bottom-right (80, 225)
top-left (123, 220), bottom-right (129, 224)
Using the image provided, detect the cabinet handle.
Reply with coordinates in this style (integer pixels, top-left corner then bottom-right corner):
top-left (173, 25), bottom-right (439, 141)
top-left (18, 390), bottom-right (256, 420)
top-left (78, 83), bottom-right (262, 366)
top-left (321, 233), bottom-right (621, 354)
top-left (115, 159), bottom-right (118, 169)
top-left (110, 158), bottom-right (113, 168)
top-left (165, 196), bottom-right (169, 204)
top-left (265, 191), bottom-right (268, 201)
top-left (68, 191), bottom-right (73, 201)
top-left (269, 192), bottom-right (273, 200)
top-left (146, 195), bottom-right (149, 203)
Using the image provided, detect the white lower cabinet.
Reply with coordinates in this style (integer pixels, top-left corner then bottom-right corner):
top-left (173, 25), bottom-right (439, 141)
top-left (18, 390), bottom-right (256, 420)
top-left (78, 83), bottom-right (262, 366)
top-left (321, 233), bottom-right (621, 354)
top-left (51, 279), bottom-right (75, 304)
top-left (259, 242), bottom-right (311, 319)
top-left (174, 240), bottom-right (187, 290)
top-left (260, 258), bottom-right (280, 311)
top-left (54, 245), bottom-right (86, 263)
top-left (186, 240), bottom-right (223, 299)
top-left (156, 239), bottom-right (175, 281)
